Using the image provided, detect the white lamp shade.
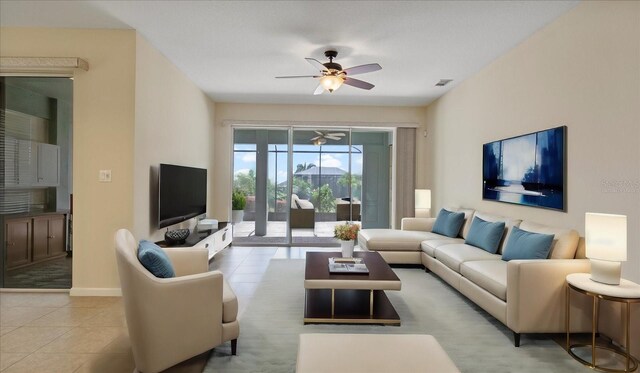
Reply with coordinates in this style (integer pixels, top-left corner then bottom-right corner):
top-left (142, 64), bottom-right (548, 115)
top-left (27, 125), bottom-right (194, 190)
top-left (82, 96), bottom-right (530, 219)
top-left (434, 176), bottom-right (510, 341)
top-left (585, 213), bottom-right (627, 262)
top-left (415, 189), bottom-right (431, 209)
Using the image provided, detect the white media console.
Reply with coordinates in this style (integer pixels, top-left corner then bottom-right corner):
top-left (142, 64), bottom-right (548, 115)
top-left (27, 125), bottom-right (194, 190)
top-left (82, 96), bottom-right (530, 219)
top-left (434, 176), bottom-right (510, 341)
top-left (157, 222), bottom-right (232, 261)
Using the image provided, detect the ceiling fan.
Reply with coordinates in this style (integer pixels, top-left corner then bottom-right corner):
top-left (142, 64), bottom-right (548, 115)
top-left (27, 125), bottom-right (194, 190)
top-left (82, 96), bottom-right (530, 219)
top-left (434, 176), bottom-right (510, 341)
top-left (276, 50), bottom-right (382, 95)
top-left (310, 130), bottom-right (345, 145)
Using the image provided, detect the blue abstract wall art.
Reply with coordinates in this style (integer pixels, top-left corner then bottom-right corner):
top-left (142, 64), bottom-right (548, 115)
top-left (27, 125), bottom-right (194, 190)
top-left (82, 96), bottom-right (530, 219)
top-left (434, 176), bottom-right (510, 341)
top-left (483, 126), bottom-right (566, 211)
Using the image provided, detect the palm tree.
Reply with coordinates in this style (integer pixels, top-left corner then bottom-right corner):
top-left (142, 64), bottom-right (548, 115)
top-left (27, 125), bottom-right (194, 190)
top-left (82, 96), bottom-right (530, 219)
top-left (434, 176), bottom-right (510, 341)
top-left (295, 163), bottom-right (316, 173)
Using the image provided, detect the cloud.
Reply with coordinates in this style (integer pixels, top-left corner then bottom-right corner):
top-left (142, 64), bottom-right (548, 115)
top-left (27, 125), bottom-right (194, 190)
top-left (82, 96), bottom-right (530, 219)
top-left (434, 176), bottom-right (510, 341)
top-left (315, 154), bottom-right (343, 168)
top-left (241, 153), bottom-right (256, 163)
top-left (234, 168), bottom-right (251, 175)
top-left (277, 170), bottom-right (288, 179)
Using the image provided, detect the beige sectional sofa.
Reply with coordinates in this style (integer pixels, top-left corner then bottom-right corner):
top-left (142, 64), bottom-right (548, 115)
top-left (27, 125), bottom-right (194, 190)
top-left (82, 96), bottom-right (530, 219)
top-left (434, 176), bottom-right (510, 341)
top-left (358, 208), bottom-right (592, 346)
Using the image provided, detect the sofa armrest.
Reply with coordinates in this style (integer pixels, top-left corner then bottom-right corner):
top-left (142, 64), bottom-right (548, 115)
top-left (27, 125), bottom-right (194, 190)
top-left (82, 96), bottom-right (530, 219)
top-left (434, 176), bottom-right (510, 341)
top-left (162, 247), bottom-right (209, 277)
top-left (506, 259), bottom-right (592, 333)
top-left (401, 218), bottom-right (436, 232)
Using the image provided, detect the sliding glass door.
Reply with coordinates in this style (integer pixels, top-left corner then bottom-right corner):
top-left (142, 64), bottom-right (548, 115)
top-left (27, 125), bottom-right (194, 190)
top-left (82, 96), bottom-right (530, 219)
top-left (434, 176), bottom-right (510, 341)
top-left (232, 126), bottom-right (392, 246)
top-left (232, 129), bottom-right (289, 245)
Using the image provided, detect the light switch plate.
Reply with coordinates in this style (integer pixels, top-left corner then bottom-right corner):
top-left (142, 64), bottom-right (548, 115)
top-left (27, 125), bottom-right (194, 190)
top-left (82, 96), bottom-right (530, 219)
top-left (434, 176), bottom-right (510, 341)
top-left (99, 170), bottom-right (112, 182)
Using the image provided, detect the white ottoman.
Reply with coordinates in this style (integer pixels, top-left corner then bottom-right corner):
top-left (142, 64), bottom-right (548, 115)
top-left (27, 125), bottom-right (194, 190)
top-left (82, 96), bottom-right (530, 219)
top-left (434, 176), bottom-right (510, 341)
top-left (296, 333), bottom-right (460, 373)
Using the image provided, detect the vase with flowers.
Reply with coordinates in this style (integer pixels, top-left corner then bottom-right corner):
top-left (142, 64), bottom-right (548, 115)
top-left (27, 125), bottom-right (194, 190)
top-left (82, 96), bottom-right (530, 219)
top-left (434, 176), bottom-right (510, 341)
top-left (334, 222), bottom-right (360, 257)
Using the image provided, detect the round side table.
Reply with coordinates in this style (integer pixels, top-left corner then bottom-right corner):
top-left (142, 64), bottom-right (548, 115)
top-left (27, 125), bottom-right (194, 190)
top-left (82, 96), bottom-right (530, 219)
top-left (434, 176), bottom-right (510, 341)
top-left (566, 273), bottom-right (640, 372)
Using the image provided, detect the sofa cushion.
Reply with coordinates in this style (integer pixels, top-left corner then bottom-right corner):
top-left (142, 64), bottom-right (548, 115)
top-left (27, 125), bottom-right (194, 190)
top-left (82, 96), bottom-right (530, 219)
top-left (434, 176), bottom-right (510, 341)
top-left (434, 244), bottom-right (501, 273)
top-left (137, 240), bottom-right (176, 278)
top-left (432, 209), bottom-right (465, 238)
top-left (222, 278), bottom-right (238, 323)
top-left (473, 212), bottom-right (522, 254)
top-left (465, 217), bottom-right (505, 254)
top-left (501, 226), bottom-right (554, 261)
top-left (291, 194), bottom-right (300, 209)
top-left (298, 199), bottom-right (314, 209)
top-left (359, 229), bottom-right (434, 251)
top-left (421, 238), bottom-right (464, 257)
top-left (460, 260), bottom-right (507, 301)
top-left (519, 221), bottom-right (579, 259)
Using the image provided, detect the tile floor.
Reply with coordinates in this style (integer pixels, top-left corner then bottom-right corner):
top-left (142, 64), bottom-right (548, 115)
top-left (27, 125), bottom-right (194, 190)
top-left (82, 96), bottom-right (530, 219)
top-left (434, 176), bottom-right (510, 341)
top-left (0, 246), bottom-right (337, 373)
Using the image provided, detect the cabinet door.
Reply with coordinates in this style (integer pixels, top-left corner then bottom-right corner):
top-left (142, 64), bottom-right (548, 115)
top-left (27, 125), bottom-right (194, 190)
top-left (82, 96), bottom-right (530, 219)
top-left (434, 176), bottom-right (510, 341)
top-left (47, 215), bottom-right (66, 256)
top-left (17, 139), bottom-right (36, 186)
top-left (6, 218), bottom-right (31, 269)
top-left (36, 143), bottom-right (59, 187)
top-left (32, 216), bottom-right (49, 261)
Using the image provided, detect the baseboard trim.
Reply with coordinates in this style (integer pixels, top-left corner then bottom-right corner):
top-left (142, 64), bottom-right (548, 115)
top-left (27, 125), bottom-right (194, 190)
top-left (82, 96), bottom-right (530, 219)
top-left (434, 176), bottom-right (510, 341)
top-left (69, 287), bottom-right (122, 297)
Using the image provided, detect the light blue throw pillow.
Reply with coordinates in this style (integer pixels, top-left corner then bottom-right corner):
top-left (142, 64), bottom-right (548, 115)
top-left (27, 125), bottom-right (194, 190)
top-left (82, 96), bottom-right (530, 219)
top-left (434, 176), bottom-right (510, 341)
top-left (432, 209), bottom-right (465, 238)
top-left (465, 217), bottom-right (505, 254)
top-left (138, 240), bottom-right (175, 278)
top-left (502, 226), bottom-right (554, 261)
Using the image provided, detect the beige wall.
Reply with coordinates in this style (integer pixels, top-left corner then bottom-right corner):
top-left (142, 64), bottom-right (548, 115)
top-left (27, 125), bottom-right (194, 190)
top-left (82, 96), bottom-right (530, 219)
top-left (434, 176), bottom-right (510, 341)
top-left (1, 28), bottom-right (137, 294)
top-left (212, 103), bottom-right (425, 221)
top-left (133, 34), bottom-right (216, 242)
top-left (423, 1), bottom-right (640, 353)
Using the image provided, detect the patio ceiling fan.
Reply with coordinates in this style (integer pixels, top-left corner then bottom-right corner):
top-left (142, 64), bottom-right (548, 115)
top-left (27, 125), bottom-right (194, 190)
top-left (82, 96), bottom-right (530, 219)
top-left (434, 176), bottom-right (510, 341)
top-left (276, 50), bottom-right (382, 95)
top-left (310, 131), bottom-right (345, 145)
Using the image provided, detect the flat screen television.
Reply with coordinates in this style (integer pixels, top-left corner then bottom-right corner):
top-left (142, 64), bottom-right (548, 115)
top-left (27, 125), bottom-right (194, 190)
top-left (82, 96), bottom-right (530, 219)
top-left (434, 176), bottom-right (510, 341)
top-left (482, 126), bottom-right (566, 211)
top-left (158, 164), bottom-right (207, 228)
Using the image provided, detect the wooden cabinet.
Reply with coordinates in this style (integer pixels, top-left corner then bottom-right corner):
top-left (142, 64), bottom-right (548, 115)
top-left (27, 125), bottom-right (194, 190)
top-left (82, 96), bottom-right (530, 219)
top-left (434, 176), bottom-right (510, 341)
top-left (32, 215), bottom-right (65, 261)
top-left (5, 218), bottom-right (32, 269)
top-left (4, 213), bottom-right (67, 270)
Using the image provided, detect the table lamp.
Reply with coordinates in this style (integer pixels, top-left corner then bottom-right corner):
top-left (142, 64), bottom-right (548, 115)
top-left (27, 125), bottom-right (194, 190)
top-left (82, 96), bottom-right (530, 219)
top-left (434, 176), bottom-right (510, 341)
top-left (415, 189), bottom-right (431, 218)
top-left (585, 212), bottom-right (627, 285)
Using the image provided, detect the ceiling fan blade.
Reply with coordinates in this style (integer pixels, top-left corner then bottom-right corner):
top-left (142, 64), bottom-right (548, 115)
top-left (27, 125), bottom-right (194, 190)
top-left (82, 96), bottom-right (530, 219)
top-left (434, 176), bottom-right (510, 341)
top-left (343, 63), bottom-right (382, 76)
top-left (306, 58), bottom-right (327, 72)
top-left (275, 75), bottom-right (321, 79)
top-left (310, 136), bottom-right (322, 141)
top-left (313, 84), bottom-right (325, 95)
top-left (314, 130), bottom-right (324, 136)
top-left (327, 133), bottom-right (345, 137)
top-left (325, 136), bottom-right (342, 140)
top-left (343, 77), bottom-right (375, 90)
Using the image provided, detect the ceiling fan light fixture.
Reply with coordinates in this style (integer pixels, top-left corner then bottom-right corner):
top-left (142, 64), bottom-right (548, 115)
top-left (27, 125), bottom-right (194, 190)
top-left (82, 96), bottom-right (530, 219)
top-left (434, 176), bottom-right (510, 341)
top-left (320, 75), bottom-right (343, 92)
top-left (313, 137), bottom-right (327, 146)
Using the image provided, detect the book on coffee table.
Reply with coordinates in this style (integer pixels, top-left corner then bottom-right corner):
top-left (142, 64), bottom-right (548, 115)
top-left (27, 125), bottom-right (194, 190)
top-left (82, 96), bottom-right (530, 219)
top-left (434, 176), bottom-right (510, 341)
top-left (328, 257), bottom-right (369, 274)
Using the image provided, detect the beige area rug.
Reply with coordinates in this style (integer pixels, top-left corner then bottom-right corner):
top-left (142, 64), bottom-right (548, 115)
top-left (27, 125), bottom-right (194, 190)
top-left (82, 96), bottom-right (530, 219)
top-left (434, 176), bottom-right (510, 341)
top-left (204, 259), bottom-right (589, 373)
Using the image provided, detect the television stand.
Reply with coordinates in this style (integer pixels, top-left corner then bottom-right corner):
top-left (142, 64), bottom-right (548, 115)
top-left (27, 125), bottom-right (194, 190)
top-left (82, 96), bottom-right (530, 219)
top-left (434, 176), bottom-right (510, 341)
top-left (156, 222), bottom-right (231, 261)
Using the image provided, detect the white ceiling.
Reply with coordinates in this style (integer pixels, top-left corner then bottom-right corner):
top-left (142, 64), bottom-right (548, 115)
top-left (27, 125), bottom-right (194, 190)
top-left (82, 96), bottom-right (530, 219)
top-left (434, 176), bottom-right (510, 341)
top-left (0, 1), bottom-right (579, 106)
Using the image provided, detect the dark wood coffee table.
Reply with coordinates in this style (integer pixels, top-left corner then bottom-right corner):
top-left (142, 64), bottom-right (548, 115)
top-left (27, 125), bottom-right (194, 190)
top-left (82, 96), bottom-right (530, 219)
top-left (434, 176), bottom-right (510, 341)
top-left (304, 251), bottom-right (401, 325)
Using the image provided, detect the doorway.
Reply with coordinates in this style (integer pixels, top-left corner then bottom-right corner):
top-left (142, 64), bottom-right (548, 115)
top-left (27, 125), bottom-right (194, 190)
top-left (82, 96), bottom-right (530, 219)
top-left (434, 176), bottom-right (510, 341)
top-left (0, 77), bottom-right (73, 289)
top-left (232, 126), bottom-right (392, 246)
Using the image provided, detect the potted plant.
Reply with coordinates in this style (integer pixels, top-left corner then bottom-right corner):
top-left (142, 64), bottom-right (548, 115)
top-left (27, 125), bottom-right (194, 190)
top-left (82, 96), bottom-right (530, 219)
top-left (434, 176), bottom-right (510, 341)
top-left (334, 222), bottom-right (360, 257)
top-left (231, 189), bottom-right (246, 223)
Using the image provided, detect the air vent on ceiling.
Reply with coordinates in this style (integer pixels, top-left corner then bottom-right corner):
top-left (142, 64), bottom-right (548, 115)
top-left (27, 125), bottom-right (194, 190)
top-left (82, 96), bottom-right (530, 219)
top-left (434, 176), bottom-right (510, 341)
top-left (435, 79), bottom-right (453, 87)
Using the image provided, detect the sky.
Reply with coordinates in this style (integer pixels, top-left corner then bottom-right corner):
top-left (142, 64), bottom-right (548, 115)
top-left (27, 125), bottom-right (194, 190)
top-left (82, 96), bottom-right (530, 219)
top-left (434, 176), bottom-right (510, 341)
top-left (234, 144), bottom-right (363, 185)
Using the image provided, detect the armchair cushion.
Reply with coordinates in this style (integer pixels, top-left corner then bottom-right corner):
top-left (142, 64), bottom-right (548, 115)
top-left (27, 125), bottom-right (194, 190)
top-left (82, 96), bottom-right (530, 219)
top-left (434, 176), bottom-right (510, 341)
top-left (138, 240), bottom-right (175, 278)
top-left (222, 278), bottom-right (239, 323)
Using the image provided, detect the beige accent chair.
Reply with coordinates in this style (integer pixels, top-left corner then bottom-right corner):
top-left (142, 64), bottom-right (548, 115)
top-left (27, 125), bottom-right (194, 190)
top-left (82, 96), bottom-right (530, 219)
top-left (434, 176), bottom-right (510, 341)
top-left (114, 229), bottom-right (239, 373)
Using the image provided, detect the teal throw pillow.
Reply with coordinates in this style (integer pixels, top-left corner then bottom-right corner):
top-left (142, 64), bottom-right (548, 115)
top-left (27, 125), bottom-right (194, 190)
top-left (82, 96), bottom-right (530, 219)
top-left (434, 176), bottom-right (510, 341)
top-left (432, 209), bottom-right (465, 238)
top-left (138, 240), bottom-right (175, 278)
top-left (465, 217), bottom-right (505, 254)
top-left (502, 226), bottom-right (554, 261)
